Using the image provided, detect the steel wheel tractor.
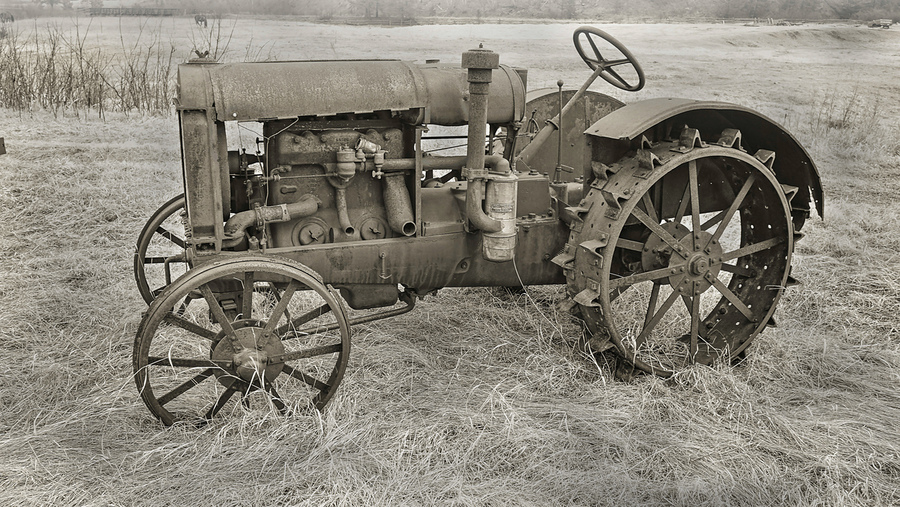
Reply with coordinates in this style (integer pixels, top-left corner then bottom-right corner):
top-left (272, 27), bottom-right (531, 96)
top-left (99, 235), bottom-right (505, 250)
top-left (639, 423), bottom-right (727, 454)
top-left (132, 27), bottom-right (822, 425)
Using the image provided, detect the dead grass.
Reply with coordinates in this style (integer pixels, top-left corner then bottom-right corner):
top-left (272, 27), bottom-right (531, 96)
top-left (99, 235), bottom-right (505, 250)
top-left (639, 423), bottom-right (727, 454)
top-left (0, 18), bottom-right (899, 507)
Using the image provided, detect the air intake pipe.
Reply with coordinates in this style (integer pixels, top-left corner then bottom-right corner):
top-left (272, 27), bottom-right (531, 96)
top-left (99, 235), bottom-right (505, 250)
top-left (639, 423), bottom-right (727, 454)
top-left (222, 194), bottom-right (320, 248)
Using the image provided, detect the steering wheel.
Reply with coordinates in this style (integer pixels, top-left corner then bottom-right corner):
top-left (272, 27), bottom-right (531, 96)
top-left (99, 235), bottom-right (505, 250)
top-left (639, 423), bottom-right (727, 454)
top-left (573, 26), bottom-right (645, 92)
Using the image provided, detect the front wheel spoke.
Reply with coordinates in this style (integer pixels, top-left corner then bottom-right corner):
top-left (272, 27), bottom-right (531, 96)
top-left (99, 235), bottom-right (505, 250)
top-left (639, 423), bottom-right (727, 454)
top-left (631, 207), bottom-right (685, 255)
top-left (241, 272), bottom-right (254, 320)
top-left (272, 343), bottom-right (343, 363)
top-left (157, 368), bottom-right (214, 406)
top-left (200, 284), bottom-right (237, 337)
top-left (710, 277), bottom-right (755, 321)
top-left (162, 312), bottom-right (219, 341)
top-left (263, 279), bottom-right (299, 334)
top-left (609, 264), bottom-right (684, 290)
top-left (147, 356), bottom-right (232, 369)
top-left (282, 364), bottom-right (331, 392)
top-left (721, 236), bottom-right (784, 262)
top-left (636, 288), bottom-right (680, 348)
top-left (266, 383), bottom-right (288, 415)
top-left (205, 389), bottom-right (237, 419)
top-left (274, 303), bottom-right (333, 336)
top-left (712, 173), bottom-right (756, 243)
top-left (156, 227), bottom-right (186, 249)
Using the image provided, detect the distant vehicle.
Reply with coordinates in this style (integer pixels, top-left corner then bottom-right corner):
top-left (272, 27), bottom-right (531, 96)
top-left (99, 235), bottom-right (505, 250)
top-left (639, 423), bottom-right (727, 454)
top-left (870, 19), bottom-right (892, 28)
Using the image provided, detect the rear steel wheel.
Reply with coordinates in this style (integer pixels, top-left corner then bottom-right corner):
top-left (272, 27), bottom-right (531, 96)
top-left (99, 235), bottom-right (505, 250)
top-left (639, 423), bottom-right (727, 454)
top-left (134, 194), bottom-right (189, 305)
top-left (563, 134), bottom-right (794, 375)
top-left (133, 257), bottom-right (350, 426)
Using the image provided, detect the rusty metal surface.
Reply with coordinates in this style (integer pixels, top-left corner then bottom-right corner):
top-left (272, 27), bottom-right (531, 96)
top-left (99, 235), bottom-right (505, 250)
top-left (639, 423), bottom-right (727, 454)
top-left (515, 89), bottom-right (624, 178)
top-left (178, 60), bottom-right (524, 126)
top-left (585, 97), bottom-right (823, 219)
top-left (133, 26), bottom-right (824, 426)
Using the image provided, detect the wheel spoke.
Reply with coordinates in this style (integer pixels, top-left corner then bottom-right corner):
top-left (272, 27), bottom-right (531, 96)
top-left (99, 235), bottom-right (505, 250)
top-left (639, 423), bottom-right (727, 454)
top-left (673, 179), bottom-right (691, 224)
top-left (632, 207), bottom-right (686, 256)
top-left (266, 383), bottom-right (288, 415)
top-left (604, 58), bottom-right (631, 68)
top-left (720, 263), bottom-right (754, 277)
top-left (609, 264), bottom-right (683, 290)
top-left (721, 236), bottom-right (785, 262)
top-left (709, 277), bottom-right (755, 321)
top-left (587, 36), bottom-right (602, 62)
top-left (200, 284), bottom-right (237, 338)
top-left (712, 173), bottom-right (755, 243)
top-left (241, 271), bottom-right (254, 320)
top-left (689, 160), bottom-right (701, 236)
top-left (163, 312), bottom-right (219, 341)
top-left (636, 288), bottom-right (681, 349)
top-left (282, 364), bottom-right (331, 392)
top-left (204, 388), bottom-right (237, 420)
top-left (643, 282), bottom-right (661, 329)
top-left (156, 226), bottom-right (185, 249)
top-left (147, 356), bottom-right (232, 369)
top-left (617, 238), bottom-right (645, 252)
top-left (271, 343), bottom-right (343, 363)
top-left (274, 303), bottom-right (333, 336)
top-left (157, 369), bottom-right (214, 406)
top-left (641, 193), bottom-right (660, 224)
top-left (701, 210), bottom-right (727, 231)
top-left (263, 279), bottom-right (300, 334)
top-left (689, 289), bottom-right (700, 361)
top-left (605, 66), bottom-right (627, 85)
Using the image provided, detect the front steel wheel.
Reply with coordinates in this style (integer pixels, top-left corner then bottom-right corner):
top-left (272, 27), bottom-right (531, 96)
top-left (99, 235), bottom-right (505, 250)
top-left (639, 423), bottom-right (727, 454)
top-left (133, 194), bottom-right (189, 305)
top-left (564, 133), bottom-right (794, 375)
top-left (133, 257), bottom-right (351, 426)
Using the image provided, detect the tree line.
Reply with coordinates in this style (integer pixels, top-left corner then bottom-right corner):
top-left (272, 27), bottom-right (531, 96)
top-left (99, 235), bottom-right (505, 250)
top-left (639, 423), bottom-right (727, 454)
top-left (26, 0), bottom-right (900, 21)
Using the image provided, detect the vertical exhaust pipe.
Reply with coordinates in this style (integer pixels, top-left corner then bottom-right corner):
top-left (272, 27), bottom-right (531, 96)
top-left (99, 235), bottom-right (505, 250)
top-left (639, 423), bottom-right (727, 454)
top-left (461, 45), bottom-right (517, 262)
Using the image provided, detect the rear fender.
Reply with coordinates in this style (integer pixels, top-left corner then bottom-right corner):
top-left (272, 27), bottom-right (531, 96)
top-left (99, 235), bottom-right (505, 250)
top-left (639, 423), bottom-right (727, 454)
top-left (585, 98), bottom-right (823, 226)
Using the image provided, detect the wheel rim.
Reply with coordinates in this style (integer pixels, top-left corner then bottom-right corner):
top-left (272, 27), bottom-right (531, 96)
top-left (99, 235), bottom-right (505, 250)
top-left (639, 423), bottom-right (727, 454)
top-left (570, 142), bottom-right (793, 375)
top-left (134, 194), bottom-right (190, 305)
top-left (133, 257), bottom-right (351, 426)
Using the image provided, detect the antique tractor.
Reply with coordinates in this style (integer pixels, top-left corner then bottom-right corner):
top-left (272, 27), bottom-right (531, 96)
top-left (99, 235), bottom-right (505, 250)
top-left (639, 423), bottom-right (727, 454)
top-left (133, 27), bottom-right (822, 425)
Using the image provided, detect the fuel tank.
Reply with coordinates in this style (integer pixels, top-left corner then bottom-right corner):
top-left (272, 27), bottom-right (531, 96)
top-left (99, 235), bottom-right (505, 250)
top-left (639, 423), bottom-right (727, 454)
top-left (177, 60), bottom-right (526, 126)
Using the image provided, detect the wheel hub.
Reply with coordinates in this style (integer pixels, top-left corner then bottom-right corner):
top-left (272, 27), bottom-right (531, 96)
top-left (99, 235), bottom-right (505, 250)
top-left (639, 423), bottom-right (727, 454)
top-left (212, 321), bottom-right (285, 386)
top-left (666, 230), bottom-right (723, 293)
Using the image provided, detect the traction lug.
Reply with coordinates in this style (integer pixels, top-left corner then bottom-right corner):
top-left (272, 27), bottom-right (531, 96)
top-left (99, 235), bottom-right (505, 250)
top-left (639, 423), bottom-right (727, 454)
top-left (754, 149), bottom-right (776, 170)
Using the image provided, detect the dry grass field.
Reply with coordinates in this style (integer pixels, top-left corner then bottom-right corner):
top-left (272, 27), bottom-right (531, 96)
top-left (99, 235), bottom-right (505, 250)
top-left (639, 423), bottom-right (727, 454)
top-left (1, 16), bottom-right (899, 506)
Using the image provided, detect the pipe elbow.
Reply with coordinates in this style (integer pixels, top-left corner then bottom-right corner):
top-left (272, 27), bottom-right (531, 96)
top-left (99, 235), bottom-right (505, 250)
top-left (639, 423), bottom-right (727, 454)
top-left (466, 181), bottom-right (502, 233)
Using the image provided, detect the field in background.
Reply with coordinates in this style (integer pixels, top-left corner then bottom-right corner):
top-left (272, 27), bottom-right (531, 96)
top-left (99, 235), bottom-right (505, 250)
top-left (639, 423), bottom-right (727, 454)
top-left (0, 17), bottom-right (899, 506)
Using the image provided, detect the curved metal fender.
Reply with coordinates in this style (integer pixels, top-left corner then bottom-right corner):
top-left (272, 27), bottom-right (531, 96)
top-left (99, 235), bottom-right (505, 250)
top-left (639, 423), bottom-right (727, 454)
top-left (584, 98), bottom-right (823, 221)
